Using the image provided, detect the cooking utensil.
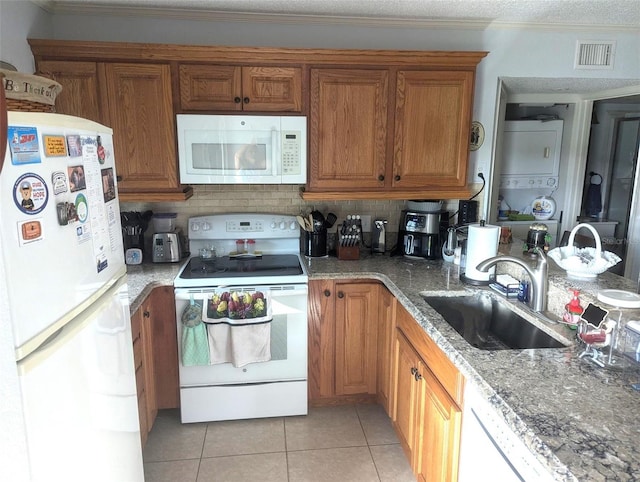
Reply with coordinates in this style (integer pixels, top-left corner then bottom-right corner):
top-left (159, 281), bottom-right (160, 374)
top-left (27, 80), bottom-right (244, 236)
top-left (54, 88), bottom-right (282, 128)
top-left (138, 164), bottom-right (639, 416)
top-left (325, 212), bottom-right (337, 229)
top-left (296, 215), bottom-right (310, 232)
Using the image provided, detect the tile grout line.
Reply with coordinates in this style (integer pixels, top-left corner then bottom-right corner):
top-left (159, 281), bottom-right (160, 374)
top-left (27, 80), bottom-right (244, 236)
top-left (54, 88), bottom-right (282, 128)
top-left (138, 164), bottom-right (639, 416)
top-left (356, 405), bottom-right (384, 482)
top-left (283, 416), bottom-right (291, 482)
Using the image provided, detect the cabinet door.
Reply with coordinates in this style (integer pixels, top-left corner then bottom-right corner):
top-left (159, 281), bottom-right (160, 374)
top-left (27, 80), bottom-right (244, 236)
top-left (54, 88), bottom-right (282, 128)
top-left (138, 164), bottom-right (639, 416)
top-left (179, 65), bottom-right (302, 112)
top-left (308, 279), bottom-right (336, 400)
top-left (101, 63), bottom-right (180, 192)
top-left (392, 330), bottom-right (421, 462)
top-left (179, 64), bottom-right (242, 111)
top-left (335, 283), bottom-right (379, 395)
top-left (242, 66), bottom-right (302, 112)
top-left (309, 69), bottom-right (388, 190)
top-left (377, 285), bottom-right (396, 414)
top-left (139, 297), bottom-right (158, 433)
top-left (393, 70), bottom-right (474, 188)
top-left (149, 286), bottom-right (180, 409)
top-left (416, 363), bottom-right (462, 482)
top-left (37, 61), bottom-right (101, 123)
top-left (130, 307), bottom-right (148, 446)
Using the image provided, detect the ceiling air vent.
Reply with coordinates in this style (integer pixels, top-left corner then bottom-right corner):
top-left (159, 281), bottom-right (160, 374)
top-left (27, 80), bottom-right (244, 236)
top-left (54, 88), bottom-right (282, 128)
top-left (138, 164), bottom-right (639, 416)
top-left (575, 41), bottom-right (615, 70)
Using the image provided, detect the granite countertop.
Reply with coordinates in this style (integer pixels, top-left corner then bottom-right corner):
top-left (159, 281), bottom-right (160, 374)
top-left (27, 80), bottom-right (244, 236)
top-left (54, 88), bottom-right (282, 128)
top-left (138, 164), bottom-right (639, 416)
top-left (125, 251), bottom-right (640, 482)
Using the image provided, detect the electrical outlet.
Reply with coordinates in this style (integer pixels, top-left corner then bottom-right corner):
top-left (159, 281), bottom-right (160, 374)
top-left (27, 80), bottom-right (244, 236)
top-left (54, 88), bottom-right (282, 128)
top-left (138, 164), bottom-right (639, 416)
top-left (360, 215), bottom-right (372, 232)
top-left (476, 163), bottom-right (486, 177)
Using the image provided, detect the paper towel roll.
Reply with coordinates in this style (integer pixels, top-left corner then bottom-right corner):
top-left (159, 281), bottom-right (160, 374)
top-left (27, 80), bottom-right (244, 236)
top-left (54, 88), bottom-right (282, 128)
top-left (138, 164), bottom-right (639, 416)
top-left (463, 223), bottom-right (500, 284)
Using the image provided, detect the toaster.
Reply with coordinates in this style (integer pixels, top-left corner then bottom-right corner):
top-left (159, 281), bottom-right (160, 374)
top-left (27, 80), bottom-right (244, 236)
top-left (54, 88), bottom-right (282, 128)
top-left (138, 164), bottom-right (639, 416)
top-left (152, 231), bottom-right (183, 263)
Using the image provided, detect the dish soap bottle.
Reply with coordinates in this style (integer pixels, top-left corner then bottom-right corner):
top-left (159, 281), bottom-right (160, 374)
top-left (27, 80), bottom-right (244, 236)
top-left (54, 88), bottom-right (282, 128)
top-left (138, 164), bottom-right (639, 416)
top-left (563, 289), bottom-right (583, 328)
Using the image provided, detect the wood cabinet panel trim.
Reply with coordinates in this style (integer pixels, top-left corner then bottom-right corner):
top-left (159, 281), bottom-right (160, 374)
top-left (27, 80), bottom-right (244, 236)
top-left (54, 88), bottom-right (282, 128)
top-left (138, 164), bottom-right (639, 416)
top-left (29, 39), bottom-right (487, 66)
top-left (396, 305), bottom-right (464, 405)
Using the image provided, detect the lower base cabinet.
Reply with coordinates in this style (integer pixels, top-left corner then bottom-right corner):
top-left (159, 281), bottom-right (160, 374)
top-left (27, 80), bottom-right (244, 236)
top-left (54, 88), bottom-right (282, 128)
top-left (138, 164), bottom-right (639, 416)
top-left (308, 280), bottom-right (380, 404)
top-left (392, 303), bottom-right (463, 482)
top-left (130, 286), bottom-right (179, 446)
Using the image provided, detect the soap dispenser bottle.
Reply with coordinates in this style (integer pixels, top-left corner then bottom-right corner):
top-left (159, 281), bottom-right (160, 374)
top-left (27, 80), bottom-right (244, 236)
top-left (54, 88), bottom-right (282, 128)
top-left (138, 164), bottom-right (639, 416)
top-left (563, 289), bottom-right (583, 328)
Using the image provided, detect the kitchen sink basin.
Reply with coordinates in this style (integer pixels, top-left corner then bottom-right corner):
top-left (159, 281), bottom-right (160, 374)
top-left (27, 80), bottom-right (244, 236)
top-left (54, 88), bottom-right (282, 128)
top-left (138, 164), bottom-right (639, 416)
top-left (422, 293), bottom-right (568, 350)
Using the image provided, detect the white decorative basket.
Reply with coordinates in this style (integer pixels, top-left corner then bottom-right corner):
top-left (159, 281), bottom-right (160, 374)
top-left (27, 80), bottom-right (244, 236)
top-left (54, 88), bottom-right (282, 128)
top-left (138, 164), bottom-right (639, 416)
top-left (548, 223), bottom-right (621, 279)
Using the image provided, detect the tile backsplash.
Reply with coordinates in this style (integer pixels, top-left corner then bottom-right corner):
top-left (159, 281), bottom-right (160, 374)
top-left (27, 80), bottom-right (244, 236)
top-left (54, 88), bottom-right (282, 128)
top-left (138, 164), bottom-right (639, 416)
top-left (121, 183), bottom-right (484, 243)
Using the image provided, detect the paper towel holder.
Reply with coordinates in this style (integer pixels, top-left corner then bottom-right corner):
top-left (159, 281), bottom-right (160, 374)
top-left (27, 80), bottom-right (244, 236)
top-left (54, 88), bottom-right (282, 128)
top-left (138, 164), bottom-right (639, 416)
top-left (460, 220), bottom-right (500, 286)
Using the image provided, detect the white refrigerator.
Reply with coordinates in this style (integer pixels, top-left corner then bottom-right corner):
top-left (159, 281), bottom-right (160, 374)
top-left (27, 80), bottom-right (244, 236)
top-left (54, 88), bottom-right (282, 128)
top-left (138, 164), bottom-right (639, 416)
top-left (0, 112), bottom-right (144, 481)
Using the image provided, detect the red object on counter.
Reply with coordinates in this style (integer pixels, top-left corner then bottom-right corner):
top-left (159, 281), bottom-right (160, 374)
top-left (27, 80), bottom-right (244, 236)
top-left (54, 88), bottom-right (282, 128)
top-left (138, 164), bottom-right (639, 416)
top-left (579, 331), bottom-right (607, 344)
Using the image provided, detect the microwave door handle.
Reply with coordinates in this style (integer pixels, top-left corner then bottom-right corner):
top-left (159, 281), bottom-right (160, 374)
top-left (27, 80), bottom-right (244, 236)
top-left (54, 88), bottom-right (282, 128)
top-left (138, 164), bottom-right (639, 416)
top-left (272, 129), bottom-right (278, 176)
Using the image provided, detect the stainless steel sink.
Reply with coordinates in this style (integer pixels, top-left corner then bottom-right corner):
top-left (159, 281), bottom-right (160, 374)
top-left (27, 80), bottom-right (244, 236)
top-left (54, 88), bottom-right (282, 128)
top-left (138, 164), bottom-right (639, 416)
top-left (422, 292), bottom-right (568, 350)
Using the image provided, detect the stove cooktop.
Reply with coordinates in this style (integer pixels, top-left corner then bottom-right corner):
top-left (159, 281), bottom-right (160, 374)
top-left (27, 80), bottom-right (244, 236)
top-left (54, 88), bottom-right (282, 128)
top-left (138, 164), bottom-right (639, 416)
top-left (181, 254), bottom-right (303, 280)
top-left (174, 254), bottom-right (308, 288)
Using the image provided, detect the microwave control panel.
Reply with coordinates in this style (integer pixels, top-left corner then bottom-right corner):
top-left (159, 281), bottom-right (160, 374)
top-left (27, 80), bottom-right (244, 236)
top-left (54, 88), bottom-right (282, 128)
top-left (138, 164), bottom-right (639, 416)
top-left (281, 130), bottom-right (302, 175)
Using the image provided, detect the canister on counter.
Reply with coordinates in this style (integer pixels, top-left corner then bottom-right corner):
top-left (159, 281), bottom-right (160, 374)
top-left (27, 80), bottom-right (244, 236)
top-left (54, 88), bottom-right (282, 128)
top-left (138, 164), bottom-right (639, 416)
top-left (524, 222), bottom-right (549, 256)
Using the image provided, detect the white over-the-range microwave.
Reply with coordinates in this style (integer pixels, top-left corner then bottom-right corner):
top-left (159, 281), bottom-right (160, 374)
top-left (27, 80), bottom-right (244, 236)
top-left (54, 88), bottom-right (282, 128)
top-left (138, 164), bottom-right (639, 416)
top-left (177, 114), bottom-right (307, 184)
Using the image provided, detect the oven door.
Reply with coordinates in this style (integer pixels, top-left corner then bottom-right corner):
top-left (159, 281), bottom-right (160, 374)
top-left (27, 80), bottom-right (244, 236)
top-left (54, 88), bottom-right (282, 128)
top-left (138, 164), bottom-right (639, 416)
top-left (174, 284), bottom-right (307, 386)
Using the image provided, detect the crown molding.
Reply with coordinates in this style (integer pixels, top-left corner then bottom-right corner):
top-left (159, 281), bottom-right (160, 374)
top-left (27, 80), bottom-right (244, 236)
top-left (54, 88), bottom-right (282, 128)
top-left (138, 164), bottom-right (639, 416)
top-left (33, 2), bottom-right (640, 32)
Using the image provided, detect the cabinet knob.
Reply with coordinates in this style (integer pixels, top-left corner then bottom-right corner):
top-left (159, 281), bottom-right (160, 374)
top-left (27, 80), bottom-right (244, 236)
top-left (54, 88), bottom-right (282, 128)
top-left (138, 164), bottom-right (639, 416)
top-left (143, 311), bottom-right (150, 318)
top-left (116, 175), bottom-right (122, 182)
top-left (410, 367), bottom-right (418, 376)
top-left (234, 97), bottom-right (241, 104)
top-left (337, 291), bottom-right (344, 299)
top-left (394, 175), bottom-right (401, 181)
top-left (378, 175), bottom-right (384, 181)
top-left (414, 371), bottom-right (423, 381)
top-left (324, 289), bottom-right (331, 297)
top-left (243, 97), bottom-right (250, 104)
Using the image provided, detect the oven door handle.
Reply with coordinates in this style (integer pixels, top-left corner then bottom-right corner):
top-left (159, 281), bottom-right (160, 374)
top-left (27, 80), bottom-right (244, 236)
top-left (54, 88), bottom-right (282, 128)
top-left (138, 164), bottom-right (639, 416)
top-left (174, 286), bottom-right (308, 301)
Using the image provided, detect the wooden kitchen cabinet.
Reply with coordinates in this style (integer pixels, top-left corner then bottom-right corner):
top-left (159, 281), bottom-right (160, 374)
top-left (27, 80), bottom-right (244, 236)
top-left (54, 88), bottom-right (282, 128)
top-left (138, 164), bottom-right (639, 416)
top-left (393, 70), bottom-right (474, 189)
top-left (30, 42), bottom-right (193, 202)
top-left (100, 63), bottom-right (190, 199)
top-left (130, 286), bottom-right (179, 447)
top-left (392, 303), bottom-right (463, 482)
top-left (179, 64), bottom-right (303, 112)
top-left (149, 286), bottom-right (180, 409)
top-left (131, 296), bottom-right (157, 447)
top-left (306, 66), bottom-right (480, 200)
top-left (308, 279), bottom-right (379, 404)
top-left (308, 68), bottom-right (389, 191)
top-left (376, 285), bottom-right (396, 414)
top-left (37, 60), bottom-right (102, 123)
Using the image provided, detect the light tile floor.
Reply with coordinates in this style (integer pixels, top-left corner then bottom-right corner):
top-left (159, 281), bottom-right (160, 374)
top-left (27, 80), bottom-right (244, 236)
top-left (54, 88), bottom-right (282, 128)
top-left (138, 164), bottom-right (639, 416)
top-left (143, 404), bottom-right (415, 482)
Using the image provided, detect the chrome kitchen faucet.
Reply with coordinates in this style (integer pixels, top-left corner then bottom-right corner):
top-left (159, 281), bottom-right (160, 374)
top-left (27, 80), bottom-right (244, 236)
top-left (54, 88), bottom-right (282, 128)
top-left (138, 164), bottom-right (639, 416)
top-left (476, 249), bottom-right (549, 313)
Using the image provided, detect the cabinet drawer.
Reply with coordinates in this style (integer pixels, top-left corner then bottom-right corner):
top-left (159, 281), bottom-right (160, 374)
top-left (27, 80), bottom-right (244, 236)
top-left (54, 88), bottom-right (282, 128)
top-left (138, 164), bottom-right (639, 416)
top-left (397, 307), bottom-right (464, 405)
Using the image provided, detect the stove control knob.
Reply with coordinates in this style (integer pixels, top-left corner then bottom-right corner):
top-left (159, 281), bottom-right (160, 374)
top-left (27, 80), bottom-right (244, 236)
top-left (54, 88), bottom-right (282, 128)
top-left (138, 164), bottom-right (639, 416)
top-left (201, 222), bottom-right (211, 231)
top-left (270, 221), bottom-right (277, 229)
top-left (279, 221), bottom-right (286, 230)
top-left (289, 221), bottom-right (297, 230)
top-left (191, 222), bottom-right (200, 232)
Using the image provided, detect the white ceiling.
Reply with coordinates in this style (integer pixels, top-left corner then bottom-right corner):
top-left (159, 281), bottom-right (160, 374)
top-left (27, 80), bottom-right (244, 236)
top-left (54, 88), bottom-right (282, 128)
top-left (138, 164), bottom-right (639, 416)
top-left (40, 0), bottom-right (640, 29)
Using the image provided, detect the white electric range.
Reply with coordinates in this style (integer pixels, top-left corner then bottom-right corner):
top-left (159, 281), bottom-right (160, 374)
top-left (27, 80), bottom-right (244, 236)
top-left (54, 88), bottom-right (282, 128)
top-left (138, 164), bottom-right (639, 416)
top-left (174, 213), bottom-right (308, 423)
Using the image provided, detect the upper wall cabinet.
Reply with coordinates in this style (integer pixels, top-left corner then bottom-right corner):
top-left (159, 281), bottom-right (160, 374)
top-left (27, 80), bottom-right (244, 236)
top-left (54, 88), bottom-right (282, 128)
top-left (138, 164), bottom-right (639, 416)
top-left (30, 40), bottom-right (485, 202)
top-left (393, 70), bottom-right (474, 190)
top-left (305, 54), bottom-right (485, 200)
top-left (179, 65), bottom-right (303, 112)
top-left (309, 69), bottom-right (389, 191)
top-left (101, 63), bottom-right (186, 197)
top-left (37, 61), bottom-right (102, 124)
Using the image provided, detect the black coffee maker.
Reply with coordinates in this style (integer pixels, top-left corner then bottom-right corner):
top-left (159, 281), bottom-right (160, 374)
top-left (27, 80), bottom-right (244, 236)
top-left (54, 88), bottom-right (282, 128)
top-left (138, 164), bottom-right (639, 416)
top-left (395, 210), bottom-right (449, 259)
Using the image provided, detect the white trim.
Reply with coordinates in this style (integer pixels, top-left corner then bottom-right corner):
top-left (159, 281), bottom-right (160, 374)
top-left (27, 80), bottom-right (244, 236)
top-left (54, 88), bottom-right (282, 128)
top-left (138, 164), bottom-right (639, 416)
top-left (42, 3), bottom-right (640, 31)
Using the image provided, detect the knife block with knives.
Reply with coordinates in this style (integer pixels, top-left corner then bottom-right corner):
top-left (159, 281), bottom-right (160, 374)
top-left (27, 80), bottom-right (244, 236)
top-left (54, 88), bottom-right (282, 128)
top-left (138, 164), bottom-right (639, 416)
top-left (337, 215), bottom-right (362, 260)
